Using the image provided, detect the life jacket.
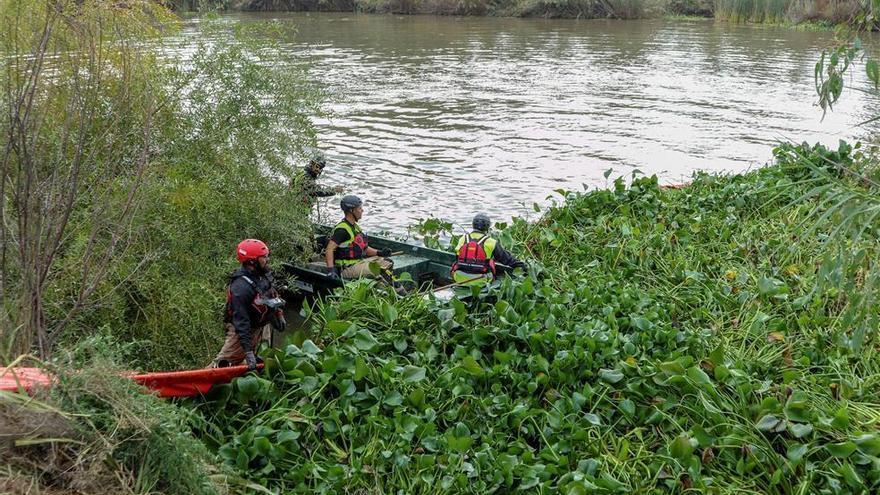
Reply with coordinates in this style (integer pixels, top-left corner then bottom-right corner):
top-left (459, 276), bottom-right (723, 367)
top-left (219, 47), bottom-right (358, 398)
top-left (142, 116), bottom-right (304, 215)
top-left (225, 272), bottom-right (276, 327)
top-left (451, 232), bottom-right (497, 278)
top-left (333, 220), bottom-right (368, 266)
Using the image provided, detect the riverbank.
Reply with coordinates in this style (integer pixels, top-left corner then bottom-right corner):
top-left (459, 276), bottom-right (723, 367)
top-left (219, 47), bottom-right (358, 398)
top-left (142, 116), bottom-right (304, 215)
top-left (7, 141), bottom-right (879, 493)
top-left (188, 0), bottom-right (862, 23)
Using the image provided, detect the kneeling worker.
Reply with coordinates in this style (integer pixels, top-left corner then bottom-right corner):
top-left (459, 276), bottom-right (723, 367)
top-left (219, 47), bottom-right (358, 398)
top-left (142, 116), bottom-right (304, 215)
top-left (326, 195), bottom-right (393, 280)
top-left (451, 213), bottom-right (526, 286)
top-left (211, 239), bottom-right (286, 369)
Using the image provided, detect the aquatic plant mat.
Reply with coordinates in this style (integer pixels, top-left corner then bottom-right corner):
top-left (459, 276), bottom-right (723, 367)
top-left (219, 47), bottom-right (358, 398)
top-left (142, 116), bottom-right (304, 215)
top-left (192, 141), bottom-right (880, 493)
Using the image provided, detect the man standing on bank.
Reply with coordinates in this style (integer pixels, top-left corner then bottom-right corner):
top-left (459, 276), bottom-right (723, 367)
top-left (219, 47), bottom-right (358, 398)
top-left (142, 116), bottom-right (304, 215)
top-left (211, 239), bottom-right (286, 369)
top-left (325, 195), bottom-right (394, 280)
top-left (450, 213), bottom-right (526, 286)
top-left (300, 152), bottom-right (344, 204)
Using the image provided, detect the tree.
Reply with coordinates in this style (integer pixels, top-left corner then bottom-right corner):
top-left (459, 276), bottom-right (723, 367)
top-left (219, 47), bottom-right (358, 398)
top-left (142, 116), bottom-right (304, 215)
top-left (0, 0), bottom-right (174, 358)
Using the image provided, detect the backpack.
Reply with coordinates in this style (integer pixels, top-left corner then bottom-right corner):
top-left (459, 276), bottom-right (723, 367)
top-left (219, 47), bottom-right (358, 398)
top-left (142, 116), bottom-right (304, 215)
top-left (451, 234), bottom-right (496, 276)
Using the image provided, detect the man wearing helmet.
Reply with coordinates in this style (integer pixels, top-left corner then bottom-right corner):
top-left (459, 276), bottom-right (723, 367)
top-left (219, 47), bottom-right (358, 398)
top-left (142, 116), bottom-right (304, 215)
top-left (211, 239), bottom-right (287, 369)
top-left (450, 213), bottom-right (526, 286)
top-left (325, 195), bottom-right (394, 280)
top-left (298, 152), bottom-right (344, 204)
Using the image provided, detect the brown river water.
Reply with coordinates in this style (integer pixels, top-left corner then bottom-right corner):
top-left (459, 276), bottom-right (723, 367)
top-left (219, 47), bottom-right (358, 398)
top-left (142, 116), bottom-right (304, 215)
top-left (180, 13), bottom-right (880, 234)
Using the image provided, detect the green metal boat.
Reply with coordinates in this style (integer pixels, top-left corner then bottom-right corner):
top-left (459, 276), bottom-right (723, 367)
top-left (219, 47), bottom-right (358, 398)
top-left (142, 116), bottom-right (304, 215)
top-left (280, 225), bottom-right (459, 296)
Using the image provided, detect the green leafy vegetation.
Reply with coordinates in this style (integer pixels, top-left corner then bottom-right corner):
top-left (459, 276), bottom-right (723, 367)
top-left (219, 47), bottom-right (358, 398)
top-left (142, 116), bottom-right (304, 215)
top-left (195, 141), bottom-right (880, 493)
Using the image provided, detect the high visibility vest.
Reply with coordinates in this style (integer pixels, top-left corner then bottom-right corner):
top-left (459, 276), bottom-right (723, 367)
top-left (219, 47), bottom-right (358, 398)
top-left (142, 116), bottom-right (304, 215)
top-left (333, 220), bottom-right (368, 266)
top-left (451, 232), bottom-right (497, 285)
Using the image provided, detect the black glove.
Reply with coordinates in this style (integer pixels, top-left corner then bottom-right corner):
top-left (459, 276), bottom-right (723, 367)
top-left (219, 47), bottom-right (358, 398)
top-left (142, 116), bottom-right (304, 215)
top-left (275, 311), bottom-right (287, 332)
top-left (245, 351), bottom-right (257, 370)
top-left (378, 248), bottom-right (392, 257)
top-left (270, 310), bottom-right (287, 332)
top-left (328, 267), bottom-right (340, 280)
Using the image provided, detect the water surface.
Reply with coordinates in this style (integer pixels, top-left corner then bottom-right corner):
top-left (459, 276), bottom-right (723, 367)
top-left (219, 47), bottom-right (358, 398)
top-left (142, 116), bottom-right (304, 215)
top-left (183, 14), bottom-right (880, 233)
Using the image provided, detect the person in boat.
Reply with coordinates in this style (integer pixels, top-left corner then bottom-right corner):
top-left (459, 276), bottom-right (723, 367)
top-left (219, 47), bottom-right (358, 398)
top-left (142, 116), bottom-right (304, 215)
top-left (451, 213), bottom-right (526, 286)
top-left (298, 152), bottom-right (344, 204)
top-left (325, 195), bottom-right (394, 281)
top-left (211, 239), bottom-right (286, 370)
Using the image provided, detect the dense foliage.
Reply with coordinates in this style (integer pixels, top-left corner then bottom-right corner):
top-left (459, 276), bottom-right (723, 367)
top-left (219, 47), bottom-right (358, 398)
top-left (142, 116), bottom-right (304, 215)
top-left (204, 0), bottom-right (861, 23)
top-left (195, 141), bottom-right (880, 493)
top-left (0, 0), bottom-right (320, 367)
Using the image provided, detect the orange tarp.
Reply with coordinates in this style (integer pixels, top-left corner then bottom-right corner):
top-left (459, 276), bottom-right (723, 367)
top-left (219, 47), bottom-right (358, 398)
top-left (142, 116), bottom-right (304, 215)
top-left (0, 364), bottom-right (260, 398)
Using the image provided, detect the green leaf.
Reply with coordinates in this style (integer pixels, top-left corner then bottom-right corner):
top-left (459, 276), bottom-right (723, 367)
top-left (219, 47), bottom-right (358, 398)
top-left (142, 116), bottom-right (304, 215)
top-left (368, 261), bottom-right (382, 276)
top-left (631, 316), bottom-right (651, 331)
top-left (786, 443), bottom-right (808, 464)
top-left (686, 366), bottom-right (712, 386)
top-left (758, 277), bottom-right (779, 296)
top-left (867, 59), bottom-right (880, 89)
top-left (460, 356), bottom-right (484, 376)
top-left (598, 368), bottom-right (624, 384)
top-left (354, 329), bottom-right (379, 351)
top-left (826, 441), bottom-right (857, 458)
top-left (447, 435), bottom-right (473, 452)
top-left (659, 360), bottom-right (685, 375)
top-left (301, 339), bottom-right (322, 356)
top-left (854, 434), bottom-right (880, 456)
top-left (837, 462), bottom-right (862, 489)
top-left (756, 414), bottom-right (786, 433)
top-left (831, 407), bottom-right (850, 429)
top-left (326, 320), bottom-right (354, 335)
top-left (354, 357), bottom-right (369, 381)
top-left (408, 388), bottom-right (425, 408)
top-left (235, 375), bottom-right (263, 402)
top-left (253, 436), bottom-right (272, 456)
top-left (381, 301), bottom-right (398, 325)
top-left (669, 434), bottom-right (694, 461)
top-left (401, 365), bottom-right (426, 383)
top-left (784, 391), bottom-right (811, 422)
top-left (276, 430), bottom-right (298, 444)
top-left (788, 423), bottom-right (813, 439)
top-left (584, 413), bottom-right (602, 426)
top-left (384, 391), bottom-right (403, 407)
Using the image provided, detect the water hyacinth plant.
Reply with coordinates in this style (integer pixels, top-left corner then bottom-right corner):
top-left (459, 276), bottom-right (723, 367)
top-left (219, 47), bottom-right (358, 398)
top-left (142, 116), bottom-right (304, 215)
top-left (195, 141), bottom-right (880, 494)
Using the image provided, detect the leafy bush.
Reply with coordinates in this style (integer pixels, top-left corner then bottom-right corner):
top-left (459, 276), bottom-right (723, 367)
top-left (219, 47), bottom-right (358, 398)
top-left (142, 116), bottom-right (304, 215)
top-left (44, 16), bottom-right (321, 369)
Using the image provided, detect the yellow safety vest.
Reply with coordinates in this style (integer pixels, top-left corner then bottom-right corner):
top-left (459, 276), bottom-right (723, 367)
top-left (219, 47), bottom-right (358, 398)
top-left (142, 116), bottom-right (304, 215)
top-left (333, 220), bottom-right (367, 266)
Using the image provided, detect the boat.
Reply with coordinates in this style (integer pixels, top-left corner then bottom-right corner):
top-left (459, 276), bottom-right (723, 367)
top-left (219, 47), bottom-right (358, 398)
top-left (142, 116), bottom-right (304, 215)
top-left (280, 225), bottom-right (513, 299)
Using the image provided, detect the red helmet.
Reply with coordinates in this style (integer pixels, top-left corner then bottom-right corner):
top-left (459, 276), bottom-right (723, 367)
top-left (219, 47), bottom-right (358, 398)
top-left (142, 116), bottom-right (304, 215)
top-left (236, 239), bottom-right (269, 263)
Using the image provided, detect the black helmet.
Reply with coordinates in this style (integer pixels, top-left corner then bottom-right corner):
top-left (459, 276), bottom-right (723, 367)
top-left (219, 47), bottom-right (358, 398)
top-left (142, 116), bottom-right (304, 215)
top-left (472, 213), bottom-right (491, 232)
top-left (341, 195), bottom-right (362, 212)
top-left (309, 152), bottom-right (326, 170)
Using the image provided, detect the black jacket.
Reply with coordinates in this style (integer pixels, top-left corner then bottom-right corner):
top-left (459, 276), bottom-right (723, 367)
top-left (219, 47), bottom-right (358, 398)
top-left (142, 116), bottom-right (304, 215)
top-left (492, 243), bottom-right (526, 270)
top-left (224, 268), bottom-right (278, 351)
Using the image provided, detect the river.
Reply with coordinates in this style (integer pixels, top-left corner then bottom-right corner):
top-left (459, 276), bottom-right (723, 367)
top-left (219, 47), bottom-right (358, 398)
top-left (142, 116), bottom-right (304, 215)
top-left (181, 13), bottom-right (880, 234)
